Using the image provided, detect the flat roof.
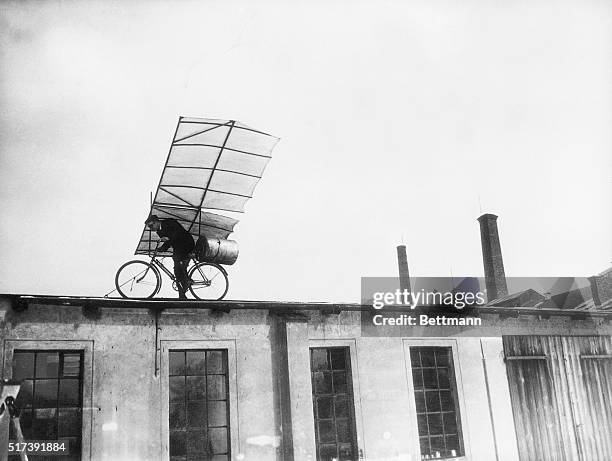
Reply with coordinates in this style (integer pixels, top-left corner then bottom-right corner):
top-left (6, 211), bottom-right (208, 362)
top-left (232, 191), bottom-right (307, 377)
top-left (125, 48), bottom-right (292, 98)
top-left (2, 294), bottom-right (611, 320)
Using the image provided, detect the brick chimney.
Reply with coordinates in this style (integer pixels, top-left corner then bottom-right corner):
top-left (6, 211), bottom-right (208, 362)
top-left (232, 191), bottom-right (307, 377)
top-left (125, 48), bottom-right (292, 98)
top-left (477, 213), bottom-right (508, 301)
top-left (396, 245), bottom-right (411, 293)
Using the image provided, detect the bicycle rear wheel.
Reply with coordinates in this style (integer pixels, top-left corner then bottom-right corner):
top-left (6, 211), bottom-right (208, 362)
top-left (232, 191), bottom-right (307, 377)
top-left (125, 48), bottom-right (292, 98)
top-left (115, 260), bottom-right (161, 299)
top-left (188, 262), bottom-right (229, 300)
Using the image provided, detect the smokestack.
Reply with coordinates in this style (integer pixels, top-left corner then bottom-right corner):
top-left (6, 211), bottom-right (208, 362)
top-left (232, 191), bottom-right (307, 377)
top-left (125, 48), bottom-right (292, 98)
top-left (397, 245), bottom-right (411, 293)
top-left (477, 213), bottom-right (508, 301)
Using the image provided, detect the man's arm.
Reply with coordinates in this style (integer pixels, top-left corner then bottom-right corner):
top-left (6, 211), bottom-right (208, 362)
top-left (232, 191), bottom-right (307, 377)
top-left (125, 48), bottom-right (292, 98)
top-left (156, 222), bottom-right (172, 252)
top-left (158, 236), bottom-right (171, 252)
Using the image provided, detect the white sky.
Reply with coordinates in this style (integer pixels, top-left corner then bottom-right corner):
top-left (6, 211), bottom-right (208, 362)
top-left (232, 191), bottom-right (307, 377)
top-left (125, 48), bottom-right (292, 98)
top-left (1, 0), bottom-right (611, 302)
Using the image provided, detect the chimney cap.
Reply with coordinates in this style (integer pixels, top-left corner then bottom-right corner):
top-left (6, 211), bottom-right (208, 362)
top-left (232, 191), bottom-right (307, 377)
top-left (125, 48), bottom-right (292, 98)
top-left (478, 213), bottom-right (499, 222)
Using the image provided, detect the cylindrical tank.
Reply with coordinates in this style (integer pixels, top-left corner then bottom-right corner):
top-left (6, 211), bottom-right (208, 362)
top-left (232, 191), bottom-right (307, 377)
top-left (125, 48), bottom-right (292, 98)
top-left (203, 238), bottom-right (239, 265)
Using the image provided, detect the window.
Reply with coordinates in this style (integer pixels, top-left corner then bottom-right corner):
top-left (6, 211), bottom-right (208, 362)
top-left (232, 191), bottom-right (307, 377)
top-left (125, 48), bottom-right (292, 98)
top-left (168, 349), bottom-right (230, 461)
top-left (310, 347), bottom-right (358, 461)
top-left (410, 347), bottom-right (463, 460)
top-left (10, 350), bottom-right (84, 461)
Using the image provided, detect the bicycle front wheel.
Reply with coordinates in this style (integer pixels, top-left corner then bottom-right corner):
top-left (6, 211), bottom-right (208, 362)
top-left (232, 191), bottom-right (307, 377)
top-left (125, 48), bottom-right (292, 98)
top-left (115, 260), bottom-right (161, 299)
top-left (188, 263), bottom-right (229, 300)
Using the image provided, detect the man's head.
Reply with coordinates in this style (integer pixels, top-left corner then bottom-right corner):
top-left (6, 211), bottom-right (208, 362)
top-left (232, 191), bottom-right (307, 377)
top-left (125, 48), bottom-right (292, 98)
top-left (145, 214), bottom-right (161, 231)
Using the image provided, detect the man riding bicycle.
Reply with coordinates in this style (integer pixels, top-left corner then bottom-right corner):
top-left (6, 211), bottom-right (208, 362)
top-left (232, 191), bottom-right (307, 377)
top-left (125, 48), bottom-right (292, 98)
top-left (145, 215), bottom-right (194, 299)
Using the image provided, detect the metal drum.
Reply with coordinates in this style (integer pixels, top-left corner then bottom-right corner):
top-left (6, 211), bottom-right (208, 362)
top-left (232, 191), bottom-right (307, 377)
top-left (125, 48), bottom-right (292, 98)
top-left (203, 238), bottom-right (239, 265)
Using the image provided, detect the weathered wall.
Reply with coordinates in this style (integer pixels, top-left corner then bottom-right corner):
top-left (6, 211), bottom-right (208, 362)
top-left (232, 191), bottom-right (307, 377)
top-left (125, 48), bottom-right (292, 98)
top-left (286, 312), bottom-right (521, 461)
top-left (1, 297), bottom-right (611, 461)
top-left (0, 300), bottom-right (278, 461)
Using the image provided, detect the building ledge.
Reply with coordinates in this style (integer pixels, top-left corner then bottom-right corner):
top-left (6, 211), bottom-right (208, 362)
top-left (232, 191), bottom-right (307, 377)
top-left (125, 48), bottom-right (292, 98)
top-left (2, 294), bottom-right (612, 321)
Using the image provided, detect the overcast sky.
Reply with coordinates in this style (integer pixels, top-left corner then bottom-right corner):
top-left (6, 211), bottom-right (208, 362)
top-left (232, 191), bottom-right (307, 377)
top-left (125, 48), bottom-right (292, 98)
top-left (1, 0), bottom-right (611, 302)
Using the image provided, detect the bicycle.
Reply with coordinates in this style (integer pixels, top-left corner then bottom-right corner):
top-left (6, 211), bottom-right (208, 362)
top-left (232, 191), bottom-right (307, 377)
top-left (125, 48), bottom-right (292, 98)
top-left (114, 246), bottom-right (229, 300)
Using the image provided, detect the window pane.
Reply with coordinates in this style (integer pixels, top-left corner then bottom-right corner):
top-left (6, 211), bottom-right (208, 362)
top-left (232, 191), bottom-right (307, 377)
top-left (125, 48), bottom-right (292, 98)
top-left (170, 377), bottom-right (186, 402)
top-left (12, 352), bottom-right (34, 380)
top-left (423, 369), bottom-right (438, 389)
top-left (169, 351), bottom-right (185, 376)
top-left (58, 409), bottom-right (82, 437)
top-left (421, 348), bottom-right (436, 367)
top-left (186, 351), bottom-right (206, 375)
top-left (319, 444), bottom-right (337, 461)
top-left (419, 437), bottom-right (430, 457)
top-left (417, 414), bottom-right (429, 434)
top-left (208, 401), bottom-right (227, 427)
top-left (428, 414), bottom-right (443, 435)
top-left (317, 420), bottom-right (335, 443)
top-left (186, 376), bottom-right (205, 401)
top-left (435, 348), bottom-right (450, 367)
top-left (35, 352), bottom-right (59, 378)
top-left (206, 351), bottom-right (225, 374)
top-left (446, 434), bottom-right (460, 453)
top-left (207, 375), bottom-right (226, 400)
top-left (209, 427), bottom-right (228, 454)
top-left (412, 369), bottom-right (424, 389)
top-left (34, 379), bottom-right (58, 407)
top-left (415, 390), bottom-right (426, 413)
top-left (311, 349), bottom-right (329, 371)
top-left (63, 354), bottom-right (81, 377)
top-left (65, 437), bottom-right (82, 459)
top-left (332, 371), bottom-right (347, 394)
top-left (186, 429), bottom-right (207, 454)
top-left (330, 349), bottom-right (346, 370)
top-left (316, 397), bottom-right (333, 419)
top-left (336, 419), bottom-right (351, 443)
top-left (438, 368), bottom-right (450, 390)
top-left (440, 390), bottom-right (454, 411)
top-left (32, 408), bottom-right (57, 439)
top-left (430, 435), bottom-right (445, 455)
top-left (443, 411), bottom-right (458, 435)
top-left (425, 391), bottom-right (441, 413)
top-left (169, 403), bottom-right (186, 429)
top-left (59, 379), bottom-right (80, 407)
top-left (338, 443), bottom-right (353, 461)
top-left (410, 348), bottom-right (421, 367)
top-left (170, 431), bottom-right (187, 456)
top-left (16, 379), bottom-right (33, 408)
top-left (335, 396), bottom-right (351, 418)
top-left (313, 372), bottom-right (332, 394)
top-left (186, 401), bottom-right (206, 428)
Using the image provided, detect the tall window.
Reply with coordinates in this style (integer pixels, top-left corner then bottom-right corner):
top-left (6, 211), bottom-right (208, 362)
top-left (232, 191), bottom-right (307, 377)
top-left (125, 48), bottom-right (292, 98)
top-left (168, 349), bottom-right (230, 461)
top-left (11, 350), bottom-right (84, 461)
top-left (310, 347), bottom-right (358, 461)
top-left (410, 347), bottom-right (463, 460)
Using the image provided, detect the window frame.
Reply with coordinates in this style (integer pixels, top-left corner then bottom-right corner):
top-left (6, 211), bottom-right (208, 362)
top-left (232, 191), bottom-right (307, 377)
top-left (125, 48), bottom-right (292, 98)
top-left (1, 340), bottom-right (94, 461)
top-left (160, 340), bottom-right (239, 461)
top-left (402, 339), bottom-right (471, 461)
top-left (309, 338), bottom-right (365, 460)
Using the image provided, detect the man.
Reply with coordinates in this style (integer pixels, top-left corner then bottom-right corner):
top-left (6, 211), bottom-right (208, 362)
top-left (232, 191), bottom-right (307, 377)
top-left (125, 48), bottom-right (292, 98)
top-left (145, 215), bottom-right (195, 299)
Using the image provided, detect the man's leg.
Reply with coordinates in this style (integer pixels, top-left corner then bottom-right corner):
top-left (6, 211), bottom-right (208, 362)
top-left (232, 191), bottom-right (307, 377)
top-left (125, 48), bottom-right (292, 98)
top-left (173, 254), bottom-right (189, 299)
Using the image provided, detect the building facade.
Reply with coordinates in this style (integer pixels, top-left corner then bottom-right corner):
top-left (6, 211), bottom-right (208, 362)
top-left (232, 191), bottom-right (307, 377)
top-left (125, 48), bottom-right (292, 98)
top-left (1, 296), bottom-right (611, 461)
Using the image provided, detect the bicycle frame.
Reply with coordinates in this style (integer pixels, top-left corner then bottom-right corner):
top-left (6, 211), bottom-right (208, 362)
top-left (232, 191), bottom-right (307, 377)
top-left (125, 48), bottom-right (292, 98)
top-left (144, 254), bottom-right (220, 290)
top-left (115, 250), bottom-right (229, 300)
top-left (150, 256), bottom-right (176, 280)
